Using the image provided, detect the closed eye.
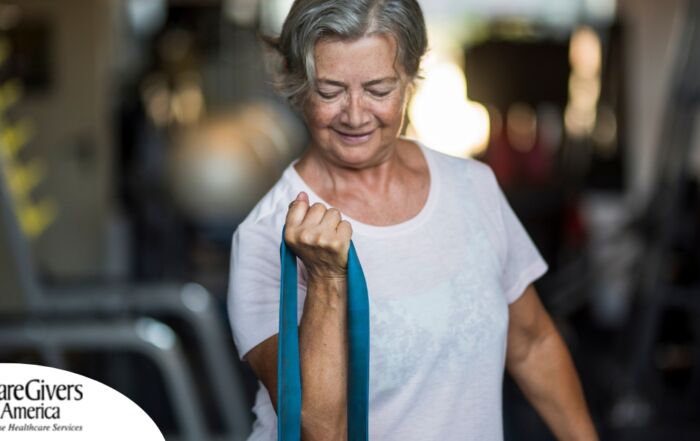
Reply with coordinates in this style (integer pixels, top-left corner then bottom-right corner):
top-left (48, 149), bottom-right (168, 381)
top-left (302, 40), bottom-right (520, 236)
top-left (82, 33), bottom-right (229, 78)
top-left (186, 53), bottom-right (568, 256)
top-left (317, 89), bottom-right (342, 99)
top-left (367, 89), bottom-right (393, 98)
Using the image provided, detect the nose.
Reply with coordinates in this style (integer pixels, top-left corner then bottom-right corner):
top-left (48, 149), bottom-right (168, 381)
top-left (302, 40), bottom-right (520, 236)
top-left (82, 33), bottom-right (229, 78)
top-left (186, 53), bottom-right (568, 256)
top-left (339, 93), bottom-right (371, 129)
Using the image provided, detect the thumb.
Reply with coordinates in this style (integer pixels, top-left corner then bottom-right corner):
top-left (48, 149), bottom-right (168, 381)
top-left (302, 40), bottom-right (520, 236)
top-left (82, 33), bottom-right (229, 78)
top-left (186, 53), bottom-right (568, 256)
top-left (296, 191), bottom-right (309, 204)
top-left (285, 191), bottom-right (309, 227)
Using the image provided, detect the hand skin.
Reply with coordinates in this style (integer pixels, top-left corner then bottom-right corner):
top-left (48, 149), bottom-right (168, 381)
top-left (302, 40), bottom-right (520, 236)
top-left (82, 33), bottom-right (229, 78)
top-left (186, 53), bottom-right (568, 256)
top-left (246, 192), bottom-right (351, 441)
top-left (506, 284), bottom-right (599, 441)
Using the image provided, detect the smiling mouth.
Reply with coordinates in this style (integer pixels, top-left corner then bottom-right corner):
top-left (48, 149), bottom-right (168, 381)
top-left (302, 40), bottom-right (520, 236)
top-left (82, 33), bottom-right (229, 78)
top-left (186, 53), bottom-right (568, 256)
top-left (335, 129), bottom-right (373, 137)
top-left (334, 129), bottom-right (374, 144)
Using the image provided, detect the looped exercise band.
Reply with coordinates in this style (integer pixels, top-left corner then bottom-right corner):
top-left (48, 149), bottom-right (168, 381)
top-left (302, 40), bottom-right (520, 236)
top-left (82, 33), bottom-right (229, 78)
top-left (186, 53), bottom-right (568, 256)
top-left (278, 226), bottom-right (370, 441)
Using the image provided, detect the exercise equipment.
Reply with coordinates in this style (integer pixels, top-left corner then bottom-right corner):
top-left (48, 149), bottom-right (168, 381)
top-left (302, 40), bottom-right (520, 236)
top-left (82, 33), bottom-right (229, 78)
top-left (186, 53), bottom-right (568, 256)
top-left (0, 141), bottom-right (252, 440)
top-left (168, 103), bottom-right (305, 224)
top-left (277, 226), bottom-right (370, 441)
top-left (610, 0), bottom-right (700, 431)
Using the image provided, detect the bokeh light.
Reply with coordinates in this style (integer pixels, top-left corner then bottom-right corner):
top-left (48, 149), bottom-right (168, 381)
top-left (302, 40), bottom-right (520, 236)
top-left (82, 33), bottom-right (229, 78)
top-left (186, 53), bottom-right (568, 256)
top-left (408, 56), bottom-right (490, 158)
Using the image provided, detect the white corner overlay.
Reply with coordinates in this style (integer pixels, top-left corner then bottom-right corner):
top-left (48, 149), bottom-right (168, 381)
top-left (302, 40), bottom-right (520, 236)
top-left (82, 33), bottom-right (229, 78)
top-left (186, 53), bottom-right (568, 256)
top-left (0, 363), bottom-right (165, 440)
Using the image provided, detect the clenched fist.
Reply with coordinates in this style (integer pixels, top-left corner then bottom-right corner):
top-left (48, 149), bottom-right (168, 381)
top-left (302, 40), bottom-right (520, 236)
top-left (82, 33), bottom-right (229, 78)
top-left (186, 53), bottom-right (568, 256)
top-left (284, 191), bottom-right (353, 280)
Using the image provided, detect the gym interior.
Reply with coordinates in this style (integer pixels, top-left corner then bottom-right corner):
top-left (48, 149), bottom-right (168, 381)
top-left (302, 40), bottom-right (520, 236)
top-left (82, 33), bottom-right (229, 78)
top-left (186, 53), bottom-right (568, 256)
top-left (0, 0), bottom-right (698, 439)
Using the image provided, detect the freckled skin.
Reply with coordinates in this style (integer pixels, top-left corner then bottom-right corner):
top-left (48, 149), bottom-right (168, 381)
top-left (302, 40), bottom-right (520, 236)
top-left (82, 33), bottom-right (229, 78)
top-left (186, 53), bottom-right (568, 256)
top-left (302, 34), bottom-right (411, 169)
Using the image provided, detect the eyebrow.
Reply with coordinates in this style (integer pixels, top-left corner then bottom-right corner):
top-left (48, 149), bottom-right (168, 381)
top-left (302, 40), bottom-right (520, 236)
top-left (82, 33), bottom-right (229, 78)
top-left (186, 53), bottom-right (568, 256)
top-left (317, 76), bottom-right (399, 87)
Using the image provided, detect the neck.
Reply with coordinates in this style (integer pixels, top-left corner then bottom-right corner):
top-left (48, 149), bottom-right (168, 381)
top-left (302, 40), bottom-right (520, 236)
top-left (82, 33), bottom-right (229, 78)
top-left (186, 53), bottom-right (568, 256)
top-left (296, 139), bottom-right (409, 199)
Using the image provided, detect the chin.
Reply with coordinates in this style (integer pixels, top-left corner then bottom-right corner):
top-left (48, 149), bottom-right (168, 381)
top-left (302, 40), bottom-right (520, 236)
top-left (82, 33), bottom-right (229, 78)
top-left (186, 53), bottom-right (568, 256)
top-left (333, 142), bottom-right (391, 168)
top-left (312, 129), bottom-right (394, 166)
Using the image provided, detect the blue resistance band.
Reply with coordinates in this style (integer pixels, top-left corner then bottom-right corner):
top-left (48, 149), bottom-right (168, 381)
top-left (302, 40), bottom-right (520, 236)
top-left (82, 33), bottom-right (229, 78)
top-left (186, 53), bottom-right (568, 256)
top-left (278, 226), bottom-right (370, 441)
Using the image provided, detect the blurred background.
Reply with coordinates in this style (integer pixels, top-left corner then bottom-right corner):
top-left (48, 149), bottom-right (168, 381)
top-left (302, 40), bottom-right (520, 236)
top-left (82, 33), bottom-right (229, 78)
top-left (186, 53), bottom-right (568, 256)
top-left (0, 0), bottom-right (699, 440)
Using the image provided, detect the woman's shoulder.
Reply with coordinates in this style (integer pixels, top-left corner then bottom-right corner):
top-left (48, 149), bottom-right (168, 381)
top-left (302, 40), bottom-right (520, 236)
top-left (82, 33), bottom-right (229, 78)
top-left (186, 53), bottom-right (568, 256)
top-left (414, 139), bottom-right (498, 186)
top-left (235, 167), bottom-right (298, 237)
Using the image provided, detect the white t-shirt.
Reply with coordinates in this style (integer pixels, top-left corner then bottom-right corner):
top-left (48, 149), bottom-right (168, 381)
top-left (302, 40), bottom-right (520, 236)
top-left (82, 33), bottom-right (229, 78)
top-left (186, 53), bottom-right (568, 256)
top-left (227, 141), bottom-right (548, 441)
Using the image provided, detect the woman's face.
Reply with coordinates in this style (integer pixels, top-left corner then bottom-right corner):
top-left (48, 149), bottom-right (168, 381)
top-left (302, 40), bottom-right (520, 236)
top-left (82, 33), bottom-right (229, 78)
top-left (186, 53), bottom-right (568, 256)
top-left (302, 34), bottom-right (410, 168)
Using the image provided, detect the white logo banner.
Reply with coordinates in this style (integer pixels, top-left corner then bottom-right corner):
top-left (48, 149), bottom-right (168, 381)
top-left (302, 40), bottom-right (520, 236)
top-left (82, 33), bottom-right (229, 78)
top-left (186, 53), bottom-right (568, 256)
top-left (0, 363), bottom-right (165, 440)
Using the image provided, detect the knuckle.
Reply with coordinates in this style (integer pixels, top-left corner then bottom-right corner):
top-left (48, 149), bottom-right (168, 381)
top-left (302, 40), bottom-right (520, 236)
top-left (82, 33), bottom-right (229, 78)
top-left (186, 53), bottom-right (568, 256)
top-left (298, 230), bottom-right (315, 244)
top-left (284, 228), bottom-right (294, 243)
top-left (317, 235), bottom-right (330, 248)
top-left (286, 230), bottom-right (303, 247)
top-left (339, 220), bottom-right (352, 233)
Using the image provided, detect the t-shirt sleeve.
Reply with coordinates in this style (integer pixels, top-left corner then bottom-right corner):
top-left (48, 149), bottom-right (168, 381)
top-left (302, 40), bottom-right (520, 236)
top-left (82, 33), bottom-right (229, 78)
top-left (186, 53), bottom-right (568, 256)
top-left (227, 219), bottom-right (294, 361)
top-left (470, 161), bottom-right (547, 304)
top-left (480, 165), bottom-right (549, 304)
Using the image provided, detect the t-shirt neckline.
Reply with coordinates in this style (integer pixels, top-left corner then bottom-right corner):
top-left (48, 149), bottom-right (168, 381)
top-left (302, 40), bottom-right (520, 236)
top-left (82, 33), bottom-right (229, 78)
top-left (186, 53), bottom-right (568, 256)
top-left (284, 139), bottom-right (440, 237)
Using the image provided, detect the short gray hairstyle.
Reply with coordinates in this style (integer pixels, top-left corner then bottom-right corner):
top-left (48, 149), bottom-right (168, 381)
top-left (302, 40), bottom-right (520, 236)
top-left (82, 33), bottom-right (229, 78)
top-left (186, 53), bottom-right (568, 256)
top-left (264, 0), bottom-right (428, 108)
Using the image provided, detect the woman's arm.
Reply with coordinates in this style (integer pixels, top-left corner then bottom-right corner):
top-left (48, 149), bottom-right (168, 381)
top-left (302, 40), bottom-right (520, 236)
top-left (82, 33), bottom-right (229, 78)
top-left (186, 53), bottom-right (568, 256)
top-left (506, 284), bottom-right (598, 441)
top-left (247, 275), bottom-right (348, 441)
top-left (246, 192), bottom-right (351, 441)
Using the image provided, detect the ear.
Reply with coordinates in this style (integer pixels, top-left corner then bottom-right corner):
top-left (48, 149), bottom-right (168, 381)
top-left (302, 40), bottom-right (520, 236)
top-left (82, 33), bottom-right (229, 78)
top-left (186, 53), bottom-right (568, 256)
top-left (402, 80), bottom-right (417, 105)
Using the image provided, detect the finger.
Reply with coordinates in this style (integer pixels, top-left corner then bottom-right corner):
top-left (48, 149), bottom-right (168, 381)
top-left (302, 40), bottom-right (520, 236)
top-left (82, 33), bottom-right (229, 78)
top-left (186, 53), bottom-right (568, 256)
top-left (286, 193), bottom-right (309, 227)
top-left (302, 202), bottom-right (327, 226)
top-left (287, 191), bottom-right (307, 209)
top-left (336, 220), bottom-right (352, 266)
top-left (319, 207), bottom-right (342, 228)
top-left (336, 219), bottom-right (352, 240)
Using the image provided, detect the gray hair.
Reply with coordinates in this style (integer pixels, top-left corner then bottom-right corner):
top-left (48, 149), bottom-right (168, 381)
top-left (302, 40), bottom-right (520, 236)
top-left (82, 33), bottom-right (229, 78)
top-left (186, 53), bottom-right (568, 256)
top-left (264, 0), bottom-right (428, 109)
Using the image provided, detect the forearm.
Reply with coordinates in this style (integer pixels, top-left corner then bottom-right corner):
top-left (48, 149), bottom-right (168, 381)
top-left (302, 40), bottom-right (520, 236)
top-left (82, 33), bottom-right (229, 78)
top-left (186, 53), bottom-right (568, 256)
top-left (298, 275), bottom-right (348, 440)
top-left (507, 328), bottom-right (597, 441)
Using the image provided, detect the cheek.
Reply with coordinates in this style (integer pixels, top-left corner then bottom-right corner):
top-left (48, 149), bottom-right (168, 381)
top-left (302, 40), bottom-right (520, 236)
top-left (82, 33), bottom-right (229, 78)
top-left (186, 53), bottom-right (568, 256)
top-left (304, 100), bottom-right (340, 129)
top-left (375, 96), bottom-right (406, 126)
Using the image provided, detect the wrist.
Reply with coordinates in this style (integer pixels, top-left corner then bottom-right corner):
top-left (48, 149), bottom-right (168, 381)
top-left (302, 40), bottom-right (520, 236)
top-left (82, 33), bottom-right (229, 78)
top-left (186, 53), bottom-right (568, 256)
top-left (306, 272), bottom-right (347, 306)
top-left (307, 272), bottom-right (347, 289)
top-left (305, 266), bottom-right (347, 284)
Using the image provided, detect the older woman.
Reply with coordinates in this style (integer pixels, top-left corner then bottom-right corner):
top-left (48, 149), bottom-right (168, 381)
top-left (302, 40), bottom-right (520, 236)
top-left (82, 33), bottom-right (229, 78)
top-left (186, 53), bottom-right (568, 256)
top-left (228, 0), bottom-right (597, 440)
